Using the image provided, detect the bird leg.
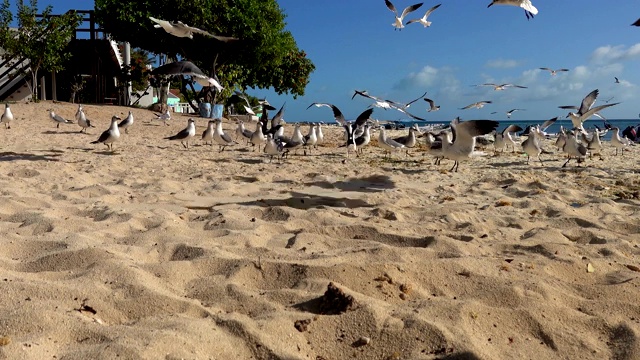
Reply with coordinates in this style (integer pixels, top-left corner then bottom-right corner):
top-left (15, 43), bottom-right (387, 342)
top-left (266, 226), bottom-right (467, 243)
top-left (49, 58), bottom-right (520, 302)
top-left (562, 157), bottom-right (571, 168)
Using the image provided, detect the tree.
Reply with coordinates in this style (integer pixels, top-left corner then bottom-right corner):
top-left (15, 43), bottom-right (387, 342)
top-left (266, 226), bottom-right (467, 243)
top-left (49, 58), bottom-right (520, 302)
top-left (0, 0), bottom-right (82, 101)
top-left (94, 0), bottom-right (315, 106)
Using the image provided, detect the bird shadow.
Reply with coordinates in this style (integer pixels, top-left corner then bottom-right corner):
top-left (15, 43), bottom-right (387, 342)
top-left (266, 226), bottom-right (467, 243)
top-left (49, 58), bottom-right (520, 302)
top-left (380, 166), bottom-right (425, 175)
top-left (226, 191), bottom-right (374, 210)
top-left (41, 130), bottom-right (81, 134)
top-left (305, 174), bottom-right (395, 193)
top-left (0, 151), bottom-right (62, 162)
top-left (235, 158), bottom-right (265, 165)
top-left (93, 150), bottom-right (121, 156)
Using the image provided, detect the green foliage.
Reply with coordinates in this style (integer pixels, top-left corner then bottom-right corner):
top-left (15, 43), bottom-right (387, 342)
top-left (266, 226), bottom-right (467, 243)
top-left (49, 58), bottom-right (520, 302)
top-left (94, 0), bottom-right (315, 100)
top-left (117, 47), bottom-right (153, 92)
top-left (0, 0), bottom-right (82, 100)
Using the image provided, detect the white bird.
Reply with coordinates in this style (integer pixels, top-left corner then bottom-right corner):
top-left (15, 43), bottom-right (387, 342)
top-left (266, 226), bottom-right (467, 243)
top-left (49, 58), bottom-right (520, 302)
top-left (539, 67), bottom-right (569, 76)
top-left (1, 103), bottom-right (14, 129)
top-left (494, 124), bottom-right (523, 153)
top-left (264, 134), bottom-right (287, 163)
top-left (611, 127), bottom-right (632, 156)
top-left (75, 104), bottom-right (95, 133)
top-left (377, 126), bottom-right (405, 158)
top-left (164, 118), bottom-right (196, 149)
top-left (307, 103), bottom-right (373, 159)
top-left (442, 118), bottom-right (499, 172)
top-left (303, 124), bottom-right (317, 155)
top-left (202, 119), bottom-right (215, 145)
top-left (149, 16), bottom-right (238, 42)
top-left (153, 109), bottom-right (171, 126)
top-left (521, 125), bottom-right (545, 165)
top-left (487, 0), bottom-right (538, 20)
top-left (315, 123), bottom-right (324, 147)
top-left (151, 61), bottom-right (223, 92)
top-left (506, 108), bottom-right (525, 119)
top-left (212, 118), bottom-right (237, 152)
top-left (561, 129), bottom-right (588, 167)
top-left (586, 128), bottom-right (604, 160)
top-left (48, 109), bottom-right (74, 128)
top-left (235, 120), bottom-right (253, 144)
top-left (424, 132), bottom-right (444, 165)
top-left (405, 3), bottom-right (441, 27)
top-left (555, 126), bottom-right (567, 150)
top-left (460, 101), bottom-right (492, 110)
top-left (477, 83), bottom-right (527, 91)
top-left (250, 121), bottom-right (267, 152)
top-left (91, 115), bottom-right (121, 151)
top-left (424, 97), bottom-right (440, 112)
top-left (392, 125), bottom-right (419, 156)
top-left (565, 89), bottom-right (619, 134)
top-left (384, 0), bottom-right (424, 30)
top-left (118, 111), bottom-right (134, 133)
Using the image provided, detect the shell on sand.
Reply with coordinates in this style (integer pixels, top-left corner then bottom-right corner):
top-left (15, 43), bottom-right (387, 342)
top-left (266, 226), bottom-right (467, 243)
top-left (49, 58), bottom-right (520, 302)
top-left (0, 101), bottom-right (638, 359)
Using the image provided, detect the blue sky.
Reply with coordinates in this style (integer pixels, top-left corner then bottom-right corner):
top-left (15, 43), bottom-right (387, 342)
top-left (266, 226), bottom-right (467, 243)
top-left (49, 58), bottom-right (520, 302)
top-left (24, 1), bottom-right (640, 122)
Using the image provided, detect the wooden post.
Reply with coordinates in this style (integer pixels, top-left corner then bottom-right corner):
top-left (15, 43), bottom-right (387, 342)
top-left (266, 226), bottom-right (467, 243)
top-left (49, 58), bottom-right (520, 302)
top-left (51, 70), bottom-right (57, 101)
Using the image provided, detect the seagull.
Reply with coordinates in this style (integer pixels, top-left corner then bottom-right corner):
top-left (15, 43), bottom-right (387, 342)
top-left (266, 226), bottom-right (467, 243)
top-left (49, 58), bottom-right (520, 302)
top-left (539, 67), bottom-right (569, 76)
top-left (424, 132), bottom-right (444, 165)
top-left (1, 103), bottom-right (14, 129)
top-left (460, 101), bottom-right (492, 110)
top-left (392, 124), bottom-right (419, 156)
top-left (521, 125), bottom-right (545, 165)
top-left (377, 126), bottom-right (405, 158)
top-left (505, 108), bottom-right (525, 118)
top-left (586, 127), bottom-right (605, 160)
top-left (487, 0), bottom-right (538, 20)
top-left (423, 97), bottom-right (440, 112)
top-left (164, 118), bottom-right (196, 148)
top-left (202, 119), bottom-right (215, 145)
top-left (75, 104), bottom-right (95, 133)
top-left (494, 124), bottom-right (523, 153)
top-left (561, 129), bottom-right (588, 167)
top-left (565, 89), bottom-right (619, 134)
top-left (151, 61), bottom-right (223, 92)
top-left (118, 110), bottom-right (134, 133)
top-left (601, 96), bottom-right (615, 104)
top-left (315, 123), bottom-right (324, 148)
top-left (611, 127), bottom-right (632, 156)
top-left (405, 3), bottom-right (441, 27)
top-left (264, 134), bottom-right (287, 163)
top-left (235, 120), bottom-right (253, 144)
top-left (441, 118), bottom-right (499, 172)
top-left (48, 109), bottom-right (74, 128)
top-left (91, 115), bottom-right (121, 151)
top-left (152, 109), bottom-right (171, 126)
top-left (615, 77), bottom-right (621, 84)
top-left (149, 16), bottom-right (238, 42)
top-left (384, 0), bottom-right (424, 30)
top-left (307, 103), bottom-right (373, 159)
top-left (302, 123), bottom-right (317, 155)
top-left (250, 120), bottom-right (267, 152)
top-left (477, 83), bottom-right (527, 91)
top-left (212, 118), bottom-right (237, 152)
top-left (558, 105), bottom-right (607, 121)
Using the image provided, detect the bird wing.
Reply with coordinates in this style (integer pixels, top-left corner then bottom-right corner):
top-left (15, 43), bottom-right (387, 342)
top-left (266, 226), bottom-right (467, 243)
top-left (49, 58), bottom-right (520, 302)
top-left (452, 120), bottom-right (499, 144)
top-left (460, 103), bottom-right (475, 110)
top-left (539, 67), bottom-right (552, 71)
top-left (424, 97), bottom-right (436, 109)
top-left (149, 16), bottom-right (172, 30)
top-left (385, 0), bottom-right (398, 15)
top-left (354, 108), bottom-right (374, 128)
top-left (558, 105), bottom-right (578, 110)
top-left (398, 108), bottom-right (425, 121)
top-left (400, 3), bottom-right (424, 19)
top-left (221, 132), bottom-right (234, 143)
top-left (271, 103), bottom-right (286, 127)
top-left (501, 124), bottom-right (523, 136)
top-left (94, 129), bottom-right (110, 143)
top-left (540, 117), bottom-right (558, 131)
top-left (578, 89), bottom-right (599, 115)
top-left (557, 68), bottom-right (569, 72)
top-left (152, 61), bottom-right (206, 78)
top-left (53, 113), bottom-right (68, 123)
top-left (581, 103), bottom-right (619, 121)
top-left (424, 3), bottom-right (441, 18)
top-left (632, 18), bottom-right (640, 26)
top-left (405, 91), bottom-right (427, 106)
top-left (243, 106), bottom-right (255, 115)
top-left (234, 90), bottom-right (252, 107)
top-left (167, 127), bottom-right (190, 140)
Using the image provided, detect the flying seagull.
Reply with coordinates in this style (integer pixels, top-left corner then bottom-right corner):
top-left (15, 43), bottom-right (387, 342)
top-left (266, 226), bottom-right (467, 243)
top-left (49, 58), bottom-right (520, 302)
top-left (477, 83), bottom-right (527, 91)
top-left (460, 101), bottom-right (492, 110)
top-left (539, 67), bottom-right (569, 76)
top-left (149, 16), bottom-right (238, 42)
top-left (423, 97), bottom-right (440, 112)
top-left (405, 3), bottom-right (441, 27)
top-left (615, 77), bottom-right (620, 84)
top-left (487, 0), bottom-right (538, 20)
top-left (151, 61), bottom-right (223, 91)
top-left (441, 118), bottom-right (499, 172)
top-left (385, 0), bottom-right (424, 30)
top-left (565, 89), bottom-right (620, 134)
top-left (506, 108), bottom-right (525, 118)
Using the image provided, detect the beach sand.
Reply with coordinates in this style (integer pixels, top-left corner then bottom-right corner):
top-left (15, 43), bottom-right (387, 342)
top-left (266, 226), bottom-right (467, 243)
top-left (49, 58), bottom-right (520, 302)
top-left (0, 101), bottom-right (639, 360)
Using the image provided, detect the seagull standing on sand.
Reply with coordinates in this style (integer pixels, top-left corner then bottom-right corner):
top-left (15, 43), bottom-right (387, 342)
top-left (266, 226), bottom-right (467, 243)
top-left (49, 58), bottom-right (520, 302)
top-left (75, 105), bottom-right (95, 133)
top-left (461, 101), bottom-right (492, 110)
top-left (1, 103), bottom-right (14, 129)
top-left (149, 16), bottom-right (238, 42)
top-left (151, 61), bottom-right (223, 92)
top-left (611, 127), bottom-right (632, 155)
top-left (212, 118), bottom-right (237, 152)
top-left (565, 89), bottom-right (619, 134)
top-left (264, 134), bottom-right (287, 163)
top-left (48, 109), bottom-right (74, 128)
top-left (405, 3), bottom-right (441, 27)
top-left (441, 118), bottom-right (499, 172)
top-left (153, 109), bottom-right (171, 126)
top-left (164, 118), bottom-right (196, 149)
top-left (250, 121), bottom-right (266, 152)
top-left (487, 0), bottom-right (538, 20)
top-left (392, 124), bottom-right (419, 156)
top-left (118, 111), bottom-right (134, 134)
top-left (202, 119), bottom-right (215, 145)
top-left (315, 123), bottom-right (324, 148)
top-left (385, 0), bottom-right (424, 30)
top-left (586, 128), bottom-right (604, 160)
top-left (521, 125), bottom-right (545, 165)
top-left (561, 130), bottom-right (588, 167)
top-left (91, 115), bottom-right (121, 151)
top-left (494, 124), bottom-right (523, 153)
top-left (377, 126), bottom-right (405, 158)
top-left (424, 132), bottom-right (444, 165)
top-left (539, 67), bottom-right (569, 76)
top-left (424, 97), bottom-right (440, 112)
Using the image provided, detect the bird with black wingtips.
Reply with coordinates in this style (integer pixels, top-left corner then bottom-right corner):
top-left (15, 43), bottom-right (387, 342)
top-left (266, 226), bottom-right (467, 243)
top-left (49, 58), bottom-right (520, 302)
top-left (212, 118), bottom-right (237, 152)
top-left (441, 118), bottom-right (499, 172)
top-left (610, 127), bottom-right (633, 156)
top-left (476, 83), bottom-right (527, 91)
top-left (392, 124), bottom-right (419, 156)
top-left (151, 61), bottom-right (223, 92)
top-left (118, 111), bottom-right (134, 134)
top-left (91, 115), bottom-right (121, 152)
top-left (378, 125), bottom-right (406, 158)
top-left (385, 0), bottom-right (424, 30)
top-left (487, 0), bottom-right (538, 20)
top-left (75, 104), bottom-right (95, 133)
top-left (494, 124), bottom-right (523, 154)
top-left (521, 125), bottom-right (545, 165)
top-left (149, 16), bottom-right (238, 42)
top-left (152, 109), bottom-right (171, 126)
top-left (165, 118), bottom-right (196, 149)
top-left (565, 89), bottom-right (619, 134)
top-left (48, 109), bottom-right (74, 128)
top-left (307, 103), bottom-right (373, 159)
top-left (424, 97), bottom-right (440, 112)
top-left (405, 3), bottom-right (441, 27)
top-left (1, 103), bottom-right (14, 129)
top-left (460, 101), bottom-right (492, 110)
top-left (264, 134), bottom-right (288, 163)
top-left (561, 129), bottom-right (588, 167)
top-left (539, 67), bottom-right (569, 76)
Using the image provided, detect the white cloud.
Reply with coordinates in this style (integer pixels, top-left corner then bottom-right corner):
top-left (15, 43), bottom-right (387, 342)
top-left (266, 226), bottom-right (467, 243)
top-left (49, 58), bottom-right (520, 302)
top-left (485, 58), bottom-right (520, 69)
top-left (393, 65), bottom-right (461, 95)
top-left (590, 43), bottom-right (640, 64)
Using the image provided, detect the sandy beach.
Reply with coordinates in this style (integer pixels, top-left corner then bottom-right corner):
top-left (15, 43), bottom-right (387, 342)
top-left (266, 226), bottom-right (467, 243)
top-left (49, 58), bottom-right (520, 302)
top-left (0, 101), bottom-right (639, 360)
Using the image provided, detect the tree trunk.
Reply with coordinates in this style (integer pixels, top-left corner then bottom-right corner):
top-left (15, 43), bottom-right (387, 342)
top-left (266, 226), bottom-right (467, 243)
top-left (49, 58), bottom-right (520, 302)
top-left (30, 70), bottom-right (38, 101)
top-left (158, 80), bottom-right (170, 113)
top-left (185, 80), bottom-right (200, 113)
